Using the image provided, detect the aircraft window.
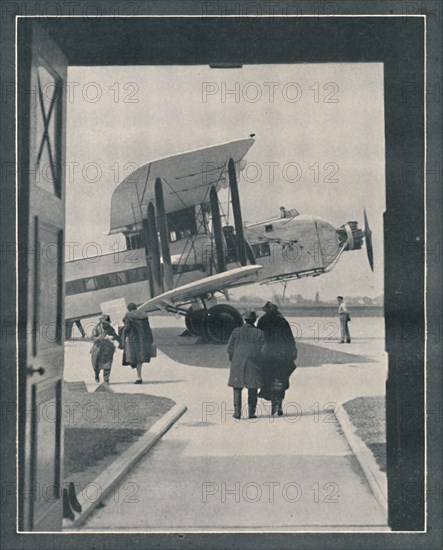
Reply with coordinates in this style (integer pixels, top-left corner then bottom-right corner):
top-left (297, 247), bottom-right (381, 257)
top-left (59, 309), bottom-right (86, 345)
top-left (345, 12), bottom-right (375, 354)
top-left (265, 224), bottom-right (273, 233)
top-left (66, 282), bottom-right (75, 296)
top-left (84, 277), bottom-right (96, 291)
top-left (115, 271), bottom-right (128, 285)
top-left (251, 243), bottom-right (271, 258)
top-left (170, 231), bottom-right (177, 242)
top-left (73, 279), bottom-right (85, 294)
top-left (107, 273), bottom-right (120, 286)
top-left (167, 206), bottom-right (198, 241)
top-left (126, 233), bottom-right (143, 250)
top-left (95, 274), bottom-right (111, 289)
top-left (127, 268), bottom-right (140, 283)
top-left (137, 266), bottom-right (149, 279)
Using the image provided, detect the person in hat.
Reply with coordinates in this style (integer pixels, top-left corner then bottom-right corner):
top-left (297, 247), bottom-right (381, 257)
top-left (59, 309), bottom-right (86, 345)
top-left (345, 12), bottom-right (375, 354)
top-left (257, 302), bottom-right (297, 416)
top-left (122, 302), bottom-right (154, 384)
top-left (90, 314), bottom-right (120, 384)
top-left (337, 296), bottom-right (351, 343)
top-left (226, 310), bottom-right (265, 419)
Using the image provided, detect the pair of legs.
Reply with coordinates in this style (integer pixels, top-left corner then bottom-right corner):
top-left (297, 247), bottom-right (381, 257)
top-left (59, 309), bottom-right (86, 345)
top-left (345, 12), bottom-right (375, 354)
top-left (94, 364), bottom-right (111, 384)
top-left (339, 315), bottom-right (351, 343)
top-left (270, 379), bottom-right (285, 416)
top-left (271, 389), bottom-right (284, 416)
top-left (233, 388), bottom-right (258, 419)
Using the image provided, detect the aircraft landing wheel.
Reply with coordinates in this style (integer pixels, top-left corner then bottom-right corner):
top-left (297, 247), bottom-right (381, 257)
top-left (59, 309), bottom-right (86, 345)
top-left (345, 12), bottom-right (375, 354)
top-left (185, 307), bottom-right (207, 336)
top-left (205, 304), bottom-right (243, 344)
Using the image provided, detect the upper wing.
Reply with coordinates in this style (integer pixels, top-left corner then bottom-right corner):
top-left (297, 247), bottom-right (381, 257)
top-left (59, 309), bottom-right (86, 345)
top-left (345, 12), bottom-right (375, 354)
top-left (109, 137), bottom-right (255, 235)
top-left (138, 265), bottom-right (263, 312)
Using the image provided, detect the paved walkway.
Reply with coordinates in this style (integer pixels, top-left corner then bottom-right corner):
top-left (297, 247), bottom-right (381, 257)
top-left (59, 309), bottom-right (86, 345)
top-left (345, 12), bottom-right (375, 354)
top-left (65, 315), bottom-right (388, 530)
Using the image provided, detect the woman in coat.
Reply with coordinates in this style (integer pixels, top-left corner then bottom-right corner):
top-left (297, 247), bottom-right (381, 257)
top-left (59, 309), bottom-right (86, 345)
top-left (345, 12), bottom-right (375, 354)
top-left (226, 310), bottom-right (265, 419)
top-left (122, 302), bottom-right (154, 384)
top-left (90, 315), bottom-right (120, 384)
top-left (257, 302), bottom-right (297, 416)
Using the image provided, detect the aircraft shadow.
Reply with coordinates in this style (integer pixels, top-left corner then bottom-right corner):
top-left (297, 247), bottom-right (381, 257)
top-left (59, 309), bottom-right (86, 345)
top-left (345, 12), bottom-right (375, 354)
top-left (153, 327), bottom-right (375, 369)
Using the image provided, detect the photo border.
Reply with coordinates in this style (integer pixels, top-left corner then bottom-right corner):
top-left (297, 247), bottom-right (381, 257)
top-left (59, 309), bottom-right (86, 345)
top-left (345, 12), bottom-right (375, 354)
top-left (1, 1), bottom-right (441, 549)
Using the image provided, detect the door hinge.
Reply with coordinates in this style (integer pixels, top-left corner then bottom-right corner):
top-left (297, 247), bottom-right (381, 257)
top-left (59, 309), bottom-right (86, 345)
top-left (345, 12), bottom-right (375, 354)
top-left (26, 365), bottom-right (45, 377)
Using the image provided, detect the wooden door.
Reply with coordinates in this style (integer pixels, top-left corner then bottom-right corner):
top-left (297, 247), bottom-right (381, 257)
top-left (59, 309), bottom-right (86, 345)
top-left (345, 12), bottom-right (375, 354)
top-left (18, 22), bottom-right (67, 531)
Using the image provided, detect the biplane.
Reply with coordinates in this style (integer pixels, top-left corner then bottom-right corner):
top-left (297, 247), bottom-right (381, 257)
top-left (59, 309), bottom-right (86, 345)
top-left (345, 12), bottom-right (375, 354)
top-left (65, 136), bottom-right (374, 343)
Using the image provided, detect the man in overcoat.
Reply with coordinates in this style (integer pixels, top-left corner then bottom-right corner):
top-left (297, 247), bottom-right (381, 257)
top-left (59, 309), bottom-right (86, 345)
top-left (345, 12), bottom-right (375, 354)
top-left (122, 302), bottom-right (154, 384)
top-left (227, 310), bottom-right (265, 419)
top-left (257, 302), bottom-right (297, 416)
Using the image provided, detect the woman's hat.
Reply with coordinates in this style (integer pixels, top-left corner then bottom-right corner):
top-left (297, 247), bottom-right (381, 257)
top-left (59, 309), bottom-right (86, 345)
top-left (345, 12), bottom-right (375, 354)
top-left (99, 314), bottom-right (111, 323)
top-left (243, 310), bottom-right (257, 321)
top-left (262, 301), bottom-right (278, 312)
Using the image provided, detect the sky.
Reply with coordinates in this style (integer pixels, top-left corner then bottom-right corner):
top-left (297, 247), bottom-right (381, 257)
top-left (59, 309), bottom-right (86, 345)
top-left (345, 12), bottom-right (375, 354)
top-left (66, 63), bottom-right (385, 301)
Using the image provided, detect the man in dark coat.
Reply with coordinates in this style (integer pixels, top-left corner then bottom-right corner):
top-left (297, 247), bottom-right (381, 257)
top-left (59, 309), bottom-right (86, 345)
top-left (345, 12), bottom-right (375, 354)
top-left (90, 315), bottom-right (120, 384)
top-left (122, 302), bottom-right (154, 384)
top-left (257, 302), bottom-right (297, 416)
top-left (227, 310), bottom-right (265, 419)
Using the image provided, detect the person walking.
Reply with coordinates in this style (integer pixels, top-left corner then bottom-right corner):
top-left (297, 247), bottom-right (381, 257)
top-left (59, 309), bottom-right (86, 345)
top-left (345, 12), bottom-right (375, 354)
top-left (337, 295), bottom-right (351, 343)
top-left (227, 310), bottom-right (265, 420)
top-left (122, 302), bottom-right (155, 384)
top-left (90, 315), bottom-right (120, 384)
top-left (257, 302), bottom-right (297, 416)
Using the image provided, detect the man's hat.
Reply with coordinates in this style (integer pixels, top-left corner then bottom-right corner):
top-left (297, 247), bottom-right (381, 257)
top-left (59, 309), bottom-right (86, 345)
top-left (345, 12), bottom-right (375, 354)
top-left (262, 301), bottom-right (278, 312)
top-left (99, 314), bottom-right (111, 323)
top-left (337, 296), bottom-right (344, 300)
top-left (243, 310), bottom-right (257, 322)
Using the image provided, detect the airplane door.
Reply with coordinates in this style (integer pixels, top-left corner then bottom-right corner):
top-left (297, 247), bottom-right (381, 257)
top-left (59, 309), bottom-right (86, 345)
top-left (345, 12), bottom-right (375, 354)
top-left (18, 22), bottom-right (67, 531)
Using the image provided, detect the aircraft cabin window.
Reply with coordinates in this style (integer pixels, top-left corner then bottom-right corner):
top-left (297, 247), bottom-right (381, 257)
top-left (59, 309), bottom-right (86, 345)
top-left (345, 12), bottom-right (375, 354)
top-left (265, 224), bottom-right (273, 233)
top-left (115, 271), bottom-right (128, 285)
top-left (95, 274), bottom-right (111, 289)
top-left (127, 269), bottom-right (140, 283)
top-left (84, 277), bottom-right (96, 291)
top-left (107, 273), bottom-right (119, 286)
top-left (73, 280), bottom-right (85, 294)
top-left (167, 206), bottom-right (198, 242)
top-left (251, 242), bottom-right (271, 258)
top-left (125, 233), bottom-right (143, 250)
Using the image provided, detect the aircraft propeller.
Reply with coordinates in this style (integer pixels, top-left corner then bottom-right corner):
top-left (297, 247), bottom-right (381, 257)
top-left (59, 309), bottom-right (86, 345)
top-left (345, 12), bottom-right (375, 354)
top-left (363, 208), bottom-right (374, 272)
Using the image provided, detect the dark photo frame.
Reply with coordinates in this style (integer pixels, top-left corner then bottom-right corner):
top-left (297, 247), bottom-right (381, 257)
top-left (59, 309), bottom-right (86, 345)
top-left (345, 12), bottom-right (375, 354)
top-left (1, 1), bottom-right (441, 549)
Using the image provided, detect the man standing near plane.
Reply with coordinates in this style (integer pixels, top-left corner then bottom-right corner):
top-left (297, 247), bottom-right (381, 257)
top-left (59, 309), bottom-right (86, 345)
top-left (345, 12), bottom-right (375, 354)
top-left (227, 310), bottom-right (265, 420)
top-left (337, 295), bottom-right (351, 343)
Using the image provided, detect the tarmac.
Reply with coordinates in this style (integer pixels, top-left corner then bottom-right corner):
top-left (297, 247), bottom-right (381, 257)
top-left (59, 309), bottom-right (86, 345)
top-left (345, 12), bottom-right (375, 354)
top-left (64, 314), bottom-right (388, 531)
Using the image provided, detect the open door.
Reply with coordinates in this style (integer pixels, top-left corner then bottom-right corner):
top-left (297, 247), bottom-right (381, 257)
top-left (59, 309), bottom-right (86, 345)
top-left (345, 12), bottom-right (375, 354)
top-left (18, 22), bottom-right (67, 531)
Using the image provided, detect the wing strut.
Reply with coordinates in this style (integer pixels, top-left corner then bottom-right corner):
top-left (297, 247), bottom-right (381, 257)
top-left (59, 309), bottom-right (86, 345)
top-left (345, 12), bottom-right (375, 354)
top-left (147, 202), bottom-right (163, 295)
top-left (155, 178), bottom-right (174, 291)
top-left (210, 186), bottom-right (227, 273)
top-left (228, 158), bottom-right (247, 266)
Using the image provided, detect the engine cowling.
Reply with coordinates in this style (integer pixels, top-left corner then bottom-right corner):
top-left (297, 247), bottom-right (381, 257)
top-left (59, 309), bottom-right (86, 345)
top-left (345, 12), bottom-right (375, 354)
top-left (337, 221), bottom-right (364, 251)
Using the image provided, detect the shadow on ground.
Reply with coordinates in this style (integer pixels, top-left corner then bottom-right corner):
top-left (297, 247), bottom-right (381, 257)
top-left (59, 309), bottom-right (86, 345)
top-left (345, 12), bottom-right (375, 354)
top-left (153, 327), bottom-right (375, 369)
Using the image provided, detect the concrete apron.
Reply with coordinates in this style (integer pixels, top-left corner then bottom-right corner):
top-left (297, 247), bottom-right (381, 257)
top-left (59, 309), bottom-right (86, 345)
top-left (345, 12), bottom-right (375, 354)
top-left (65, 319), bottom-right (387, 531)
